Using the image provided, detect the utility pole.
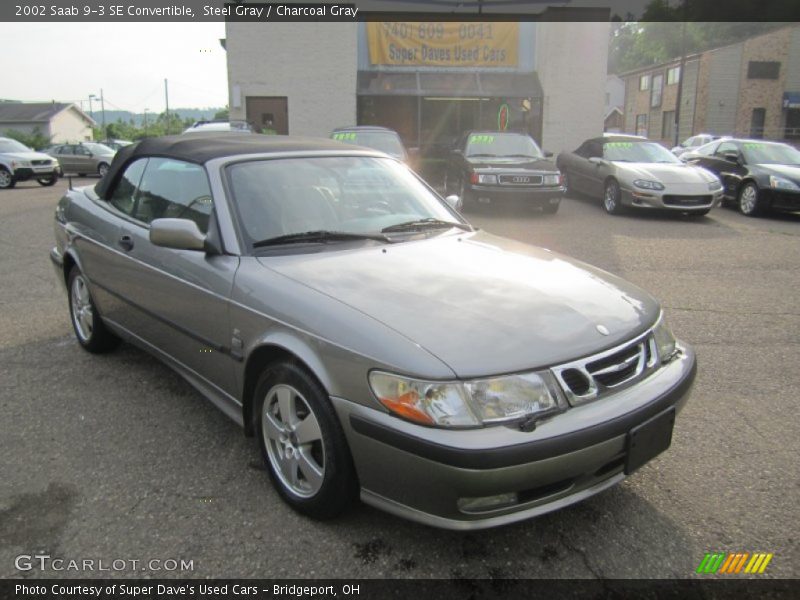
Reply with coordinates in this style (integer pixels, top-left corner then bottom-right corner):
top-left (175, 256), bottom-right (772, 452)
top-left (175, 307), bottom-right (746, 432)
top-left (88, 94), bottom-right (95, 120)
top-left (164, 78), bottom-right (170, 135)
top-left (100, 88), bottom-right (106, 139)
top-left (143, 108), bottom-right (149, 137)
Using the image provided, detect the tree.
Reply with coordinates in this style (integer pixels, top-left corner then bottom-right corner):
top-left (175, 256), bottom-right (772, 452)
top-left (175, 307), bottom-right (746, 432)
top-left (3, 127), bottom-right (50, 150)
top-left (214, 107), bottom-right (229, 121)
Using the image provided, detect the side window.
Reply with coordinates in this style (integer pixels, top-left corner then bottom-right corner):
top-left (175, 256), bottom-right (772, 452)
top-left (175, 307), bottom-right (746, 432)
top-left (588, 142), bottom-right (603, 158)
top-left (76, 145), bottom-right (90, 156)
top-left (60, 146), bottom-right (74, 155)
top-left (134, 158), bottom-right (213, 233)
top-left (108, 158), bottom-right (147, 216)
top-left (574, 142), bottom-right (590, 158)
top-left (715, 141), bottom-right (739, 158)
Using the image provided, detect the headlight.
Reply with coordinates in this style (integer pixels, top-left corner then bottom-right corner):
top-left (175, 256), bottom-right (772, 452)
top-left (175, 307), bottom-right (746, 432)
top-left (543, 174), bottom-right (560, 186)
top-left (769, 176), bottom-right (800, 191)
top-left (368, 370), bottom-right (565, 428)
top-left (652, 312), bottom-right (678, 363)
top-left (633, 179), bottom-right (665, 191)
top-left (475, 173), bottom-right (497, 185)
top-left (708, 179), bottom-right (723, 191)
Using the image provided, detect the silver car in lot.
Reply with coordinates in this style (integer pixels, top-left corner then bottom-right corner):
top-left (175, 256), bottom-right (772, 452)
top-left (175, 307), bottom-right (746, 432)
top-left (49, 142), bottom-right (116, 178)
top-left (51, 134), bottom-right (696, 529)
top-left (557, 135), bottom-right (724, 215)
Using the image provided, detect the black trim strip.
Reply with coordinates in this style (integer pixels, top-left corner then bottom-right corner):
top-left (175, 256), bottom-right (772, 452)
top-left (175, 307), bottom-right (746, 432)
top-left (91, 280), bottom-right (243, 362)
top-left (350, 358), bottom-right (696, 470)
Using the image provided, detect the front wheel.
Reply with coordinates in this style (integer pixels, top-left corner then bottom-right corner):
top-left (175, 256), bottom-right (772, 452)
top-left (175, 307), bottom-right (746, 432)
top-left (37, 175), bottom-right (57, 186)
top-left (255, 362), bottom-right (358, 519)
top-left (738, 182), bottom-right (763, 217)
top-left (67, 266), bottom-right (120, 353)
top-left (603, 179), bottom-right (624, 215)
top-left (0, 167), bottom-right (16, 189)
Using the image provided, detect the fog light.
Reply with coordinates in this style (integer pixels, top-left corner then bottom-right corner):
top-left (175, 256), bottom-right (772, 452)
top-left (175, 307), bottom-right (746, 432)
top-left (458, 492), bottom-right (518, 513)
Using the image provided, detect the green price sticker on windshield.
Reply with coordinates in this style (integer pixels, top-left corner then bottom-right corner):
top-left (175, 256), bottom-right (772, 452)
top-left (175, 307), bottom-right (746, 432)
top-left (469, 135), bottom-right (495, 144)
top-left (743, 143), bottom-right (764, 150)
top-left (605, 142), bottom-right (633, 149)
top-left (334, 133), bottom-right (357, 141)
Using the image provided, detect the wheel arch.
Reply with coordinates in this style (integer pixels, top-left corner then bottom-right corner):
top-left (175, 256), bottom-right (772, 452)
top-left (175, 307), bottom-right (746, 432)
top-left (241, 337), bottom-right (334, 437)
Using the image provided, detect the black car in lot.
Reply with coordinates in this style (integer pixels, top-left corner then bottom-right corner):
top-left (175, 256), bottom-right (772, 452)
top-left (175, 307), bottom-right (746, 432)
top-left (444, 131), bottom-right (564, 213)
top-left (681, 138), bottom-right (800, 216)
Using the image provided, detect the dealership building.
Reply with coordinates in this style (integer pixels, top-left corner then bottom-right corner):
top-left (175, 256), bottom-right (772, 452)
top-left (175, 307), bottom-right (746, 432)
top-left (224, 21), bottom-right (608, 156)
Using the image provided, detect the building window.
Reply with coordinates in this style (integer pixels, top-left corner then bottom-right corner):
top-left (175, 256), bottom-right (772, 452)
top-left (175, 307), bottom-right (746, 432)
top-left (747, 61), bottom-right (780, 79)
top-left (639, 74), bottom-right (650, 91)
top-left (662, 111), bottom-right (676, 140)
top-left (635, 114), bottom-right (648, 137)
top-left (750, 108), bottom-right (766, 138)
top-left (667, 66), bottom-right (680, 85)
top-left (650, 73), bottom-right (663, 108)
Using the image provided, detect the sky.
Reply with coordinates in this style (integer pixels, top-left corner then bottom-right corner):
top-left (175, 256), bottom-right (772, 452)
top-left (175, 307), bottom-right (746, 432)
top-left (2, 23), bottom-right (228, 113)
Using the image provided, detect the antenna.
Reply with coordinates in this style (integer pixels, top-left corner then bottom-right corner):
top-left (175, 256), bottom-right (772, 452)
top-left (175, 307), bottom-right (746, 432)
top-left (68, 175), bottom-right (73, 191)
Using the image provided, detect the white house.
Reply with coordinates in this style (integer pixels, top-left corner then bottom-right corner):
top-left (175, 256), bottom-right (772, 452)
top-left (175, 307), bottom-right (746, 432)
top-left (0, 102), bottom-right (96, 143)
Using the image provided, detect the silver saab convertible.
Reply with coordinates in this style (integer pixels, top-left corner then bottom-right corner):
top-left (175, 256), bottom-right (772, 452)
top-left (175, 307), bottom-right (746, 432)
top-left (557, 135), bottom-right (723, 215)
top-left (51, 134), bottom-right (696, 530)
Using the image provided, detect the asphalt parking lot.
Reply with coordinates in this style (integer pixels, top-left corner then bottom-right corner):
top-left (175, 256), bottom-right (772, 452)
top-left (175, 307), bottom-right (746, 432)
top-left (1, 178), bottom-right (798, 580)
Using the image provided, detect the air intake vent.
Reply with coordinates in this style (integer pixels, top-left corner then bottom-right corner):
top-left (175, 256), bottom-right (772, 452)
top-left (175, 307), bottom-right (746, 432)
top-left (560, 368), bottom-right (591, 395)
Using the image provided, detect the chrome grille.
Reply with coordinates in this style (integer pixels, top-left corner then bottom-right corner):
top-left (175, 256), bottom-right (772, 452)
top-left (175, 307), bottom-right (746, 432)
top-left (499, 174), bottom-right (542, 186)
top-left (551, 331), bottom-right (658, 406)
top-left (32, 159), bottom-right (51, 166)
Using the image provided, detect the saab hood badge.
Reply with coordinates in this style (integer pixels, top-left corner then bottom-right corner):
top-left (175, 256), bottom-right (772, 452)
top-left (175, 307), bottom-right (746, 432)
top-left (596, 324), bottom-right (610, 336)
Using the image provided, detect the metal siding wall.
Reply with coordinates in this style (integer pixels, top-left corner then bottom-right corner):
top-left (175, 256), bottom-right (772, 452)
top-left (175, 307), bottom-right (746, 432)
top-left (786, 28), bottom-right (800, 91)
top-left (679, 60), bottom-right (699, 137)
top-left (705, 44), bottom-right (743, 135)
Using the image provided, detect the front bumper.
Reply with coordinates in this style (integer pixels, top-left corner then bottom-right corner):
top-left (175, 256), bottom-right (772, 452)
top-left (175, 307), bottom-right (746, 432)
top-left (621, 186), bottom-right (722, 211)
top-left (468, 184), bottom-right (565, 205)
top-left (763, 188), bottom-right (800, 211)
top-left (13, 165), bottom-right (60, 182)
top-left (334, 343), bottom-right (696, 530)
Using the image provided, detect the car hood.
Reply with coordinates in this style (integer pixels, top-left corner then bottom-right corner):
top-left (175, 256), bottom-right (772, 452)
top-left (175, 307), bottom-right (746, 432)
top-left (257, 231), bottom-right (660, 378)
top-left (467, 156), bottom-right (557, 172)
top-left (755, 163), bottom-right (800, 182)
top-left (2, 151), bottom-right (55, 161)
top-left (616, 162), bottom-right (715, 184)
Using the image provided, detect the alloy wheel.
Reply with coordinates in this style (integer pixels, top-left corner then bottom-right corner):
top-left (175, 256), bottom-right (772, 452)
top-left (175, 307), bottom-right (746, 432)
top-left (0, 169), bottom-right (12, 188)
top-left (604, 182), bottom-right (618, 213)
top-left (739, 184), bottom-right (758, 215)
top-left (261, 384), bottom-right (325, 498)
top-left (70, 274), bottom-right (94, 342)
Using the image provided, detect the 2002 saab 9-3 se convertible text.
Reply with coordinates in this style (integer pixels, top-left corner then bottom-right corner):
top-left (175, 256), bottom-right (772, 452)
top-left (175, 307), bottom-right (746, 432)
top-left (51, 134), bottom-right (696, 530)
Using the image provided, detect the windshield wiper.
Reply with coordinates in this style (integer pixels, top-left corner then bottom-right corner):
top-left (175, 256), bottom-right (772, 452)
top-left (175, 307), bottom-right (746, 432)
top-left (467, 153), bottom-right (497, 158)
top-left (381, 218), bottom-right (472, 234)
top-left (253, 230), bottom-right (391, 248)
top-left (505, 154), bottom-right (540, 159)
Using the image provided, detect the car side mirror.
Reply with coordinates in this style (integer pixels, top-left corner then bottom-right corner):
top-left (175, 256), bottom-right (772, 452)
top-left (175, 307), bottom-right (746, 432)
top-left (150, 218), bottom-right (207, 251)
top-left (444, 194), bottom-right (463, 211)
top-left (543, 150), bottom-right (553, 158)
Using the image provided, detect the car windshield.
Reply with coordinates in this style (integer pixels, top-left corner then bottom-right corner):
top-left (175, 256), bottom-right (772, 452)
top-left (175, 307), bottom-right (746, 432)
top-left (227, 156), bottom-right (463, 250)
top-left (0, 139), bottom-right (33, 153)
top-left (603, 141), bottom-right (681, 163)
top-left (332, 131), bottom-right (406, 159)
top-left (740, 142), bottom-right (800, 165)
top-left (691, 141), bottom-right (719, 157)
top-left (465, 133), bottom-right (543, 158)
top-left (83, 143), bottom-right (114, 154)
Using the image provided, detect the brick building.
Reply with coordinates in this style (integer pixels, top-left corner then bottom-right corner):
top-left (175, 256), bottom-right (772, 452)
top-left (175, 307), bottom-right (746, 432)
top-left (620, 25), bottom-right (800, 146)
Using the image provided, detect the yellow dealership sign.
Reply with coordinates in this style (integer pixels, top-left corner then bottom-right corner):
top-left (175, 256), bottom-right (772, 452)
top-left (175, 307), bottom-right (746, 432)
top-left (367, 22), bottom-right (518, 68)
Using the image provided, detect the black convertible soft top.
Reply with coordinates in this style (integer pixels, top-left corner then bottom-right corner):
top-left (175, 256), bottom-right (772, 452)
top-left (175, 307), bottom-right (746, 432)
top-left (94, 133), bottom-right (360, 199)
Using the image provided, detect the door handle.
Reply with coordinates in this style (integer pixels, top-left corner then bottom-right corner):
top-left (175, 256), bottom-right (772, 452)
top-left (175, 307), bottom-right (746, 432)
top-left (118, 235), bottom-right (134, 251)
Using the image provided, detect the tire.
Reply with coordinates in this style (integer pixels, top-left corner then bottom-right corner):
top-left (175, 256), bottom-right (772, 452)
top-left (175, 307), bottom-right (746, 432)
top-left (603, 179), bottom-right (624, 215)
top-left (0, 167), bottom-right (16, 189)
top-left (459, 178), bottom-right (475, 212)
top-left (37, 175), bottom-right (57, 186)
top-left (541, 201), bottom-right (560, 214)
top-left (737, 182), bottom-right (763, 217)
top-left (562, 171), bottom-right (572, 195)
top-left (67, 266), bottom-right (120, 353)
top-left (255, 361), bottom-right (358, 520)
top-left (97, 163), bottom-right (110, 178)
